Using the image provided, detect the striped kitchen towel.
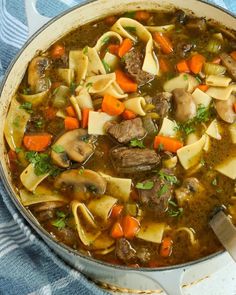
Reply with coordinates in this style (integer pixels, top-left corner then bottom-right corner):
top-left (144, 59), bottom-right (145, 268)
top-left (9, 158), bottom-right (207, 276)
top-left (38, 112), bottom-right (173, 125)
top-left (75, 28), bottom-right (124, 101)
top-left (0, 1), bottom-right (235, 295)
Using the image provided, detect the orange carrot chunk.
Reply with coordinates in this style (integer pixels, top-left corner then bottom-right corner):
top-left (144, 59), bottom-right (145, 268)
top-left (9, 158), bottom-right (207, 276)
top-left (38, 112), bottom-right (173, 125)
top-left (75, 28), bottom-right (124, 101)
top-left (159, 58), bottom-right (170, 73)
top-left (110, 205), bottom-right (124, 219)
top-left (153, 32), bottom-right (173, 54)
top-left (160, 237), bottom-right (173, 257)
top-left (122, 215), bottom-right (140, 239)
top-left (45, 107), bottom-right (56, 120)
top-left (212, 57), bottom-right (221, 64)
top-left (122, 109), bottom-right (137, 120)
top-left (102, 94), bottom-right (125, 116)
top-left (176, 60), bottom-right (190, 73)
top-left (108, 44), bottom-right (120, 56)
top-left (135, 11), bottom-right (150, 21)
top-left (104, 15), bottom-right (117, 26)
top-left (82, 108), bottom-right (91, 129)
top-left (64, 117), bottom-right (79, 130)
top-left (154, 135), bottom-right (183, 153)
top-left (189, 53), bottom-right (205, 74)
top-left (118, 38), bottom-right (133, 57)
top-left (115, 70), bottom-right (138, 93)
top-left (234, 103), bottom-right (236, 113)
top-left (197, 84), bottom-right (209, 92)
top-left (23, 133), bottom-right (52, 152)
top-left (51, 43), bottom-right (65, 59)
top-left (230, 51), bottom-right (236, 61)
top-left (66, 106), bottom-right (76, 117)
top-left (111, 222), bottom-right (124, 239)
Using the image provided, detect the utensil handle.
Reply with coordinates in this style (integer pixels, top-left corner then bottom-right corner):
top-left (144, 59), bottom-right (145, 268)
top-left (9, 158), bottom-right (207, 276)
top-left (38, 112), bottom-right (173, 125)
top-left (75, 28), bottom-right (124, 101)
top-left (25, 0), bottom-right (51, 37)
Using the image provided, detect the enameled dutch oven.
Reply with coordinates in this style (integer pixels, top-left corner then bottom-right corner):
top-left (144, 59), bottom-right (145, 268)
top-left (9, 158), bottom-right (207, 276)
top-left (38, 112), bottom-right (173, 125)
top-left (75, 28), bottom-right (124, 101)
top-left (0, 1), bottom-right (235, 294)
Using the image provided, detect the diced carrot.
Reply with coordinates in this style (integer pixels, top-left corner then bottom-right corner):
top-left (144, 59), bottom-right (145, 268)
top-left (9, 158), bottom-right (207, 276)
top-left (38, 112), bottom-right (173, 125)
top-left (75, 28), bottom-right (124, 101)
top-left (110, 205), bottom-right (124, 219)
top-left (51, 43), bottom-right (65, 59)
top-left (102, 94), bottom-right (125, 116)
top-left (111, 222), bottom-right (124, 239)
top-left (122, 215), bottom-right (140, 239)
top-left (154, 135), bottom-right (183, 153)
top-left (197, 84), bottom-right (209, 92)
top-left (82, 108), bottom-right (91, 129)
top-left (104, 15), bottom-right (117, 26)
top-left (122, 109), bottom-right (137, 120)
top-left (230, 51), bottom-right (236, 61)
top-left (115, 70), bottom-right (138, 93)
top-left (176, 59), bottom-right (190, 73)
top-left (118, 38), bottom-right (133, 57)
top-left (135, 11), bottom-right (150, 21)
top-left (212, 57), bottom-right (221, 64)
top-left (153, 32), bottom-right (173, 54)
top-left (188, 53), bottom-right (205, 74)
top-left (64, 116), bottom-right (79, 130)
top-left (23, 133), bottom-right (52, 152)
top-left (66, 106), bottom-right (76, 118)
top-left (159, 58), bottom-right (170, 73)
top-left (45, 107), bottom-right (56, 120)
top-left (234, 103), bottom-right (236, 113)
top-left (160, 237), bottom-right (173, 257)
top-left (108, 44), bottom-right (120, 55)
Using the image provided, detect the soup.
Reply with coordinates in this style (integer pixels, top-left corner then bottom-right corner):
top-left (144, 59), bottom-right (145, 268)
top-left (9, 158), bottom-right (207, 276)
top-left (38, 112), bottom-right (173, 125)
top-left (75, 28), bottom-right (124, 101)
top-left (4, 9), bottom-right (236, 268)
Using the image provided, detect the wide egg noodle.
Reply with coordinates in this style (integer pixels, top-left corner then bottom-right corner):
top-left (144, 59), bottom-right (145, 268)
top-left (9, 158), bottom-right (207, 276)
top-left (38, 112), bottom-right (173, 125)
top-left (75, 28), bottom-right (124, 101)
top-left (87, 195), bottom-right (117, 221)
top-left (69, 50), bottom-right (88, 84)
top-left (94, 31), bottom-right (123, 52)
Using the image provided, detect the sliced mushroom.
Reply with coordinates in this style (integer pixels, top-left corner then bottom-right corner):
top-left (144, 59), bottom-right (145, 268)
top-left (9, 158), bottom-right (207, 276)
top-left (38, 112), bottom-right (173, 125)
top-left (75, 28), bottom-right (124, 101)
top-left (54, 169), bottom-right (107, 195)
top-left (173, 88), bottom-right (197, 122)
top-left (28, 56), bottom-right (50, 93)
top-left (33, 201), bottom-right (65, 212)
top-left (215, 94), bottom-right (236, 124)
top-left (51, 129), bottom-right (94, 168)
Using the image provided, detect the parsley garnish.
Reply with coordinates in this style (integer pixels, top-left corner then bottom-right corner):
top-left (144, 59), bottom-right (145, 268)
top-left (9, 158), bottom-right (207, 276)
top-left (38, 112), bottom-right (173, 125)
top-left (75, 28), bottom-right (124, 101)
top-left (15, 147), bottom-right (22, 154)
top-left (102, 59), bottom-right (111, 73)
top-left (158, 170), bottom-right (178, 185)
top-left (86, 82), bottom-right (93, 90)
top-left (22, 88), bottom-right (31, 95)
top-left (136, 181), bottom-right (154, 190)
top-left (157, 184), bottom-right (169, 197)
top-left (124, 26), bottom-right (136, 34)
top-left (52, 145), bottom-right (65, 153)
top-left (13, 116), bottom-right (20, 127)
top-left (211, 178), bottom-right (218, 186)
top-left (195, 75), bottom-right (202, 83)
top-left (35, 119), bottom-right (44, 129)
top-left (122, 11), bottom-right (136, 18)
top-left (19, 102), bottom-right (33, 113)
top-left (130, 139), bottom-right (145, 148)
top-left (82, 46), bottom-right (88, 54)
top-left (70, 82), bottom-right (77, 94)
top-left (168, 200), bottom-right (183, 217)
top-left (52, 211), bottom-right (67, 229)
top-left (102, 36), bottom-right (110, 44)
top-left (183, 74), bottom-right (188, 80)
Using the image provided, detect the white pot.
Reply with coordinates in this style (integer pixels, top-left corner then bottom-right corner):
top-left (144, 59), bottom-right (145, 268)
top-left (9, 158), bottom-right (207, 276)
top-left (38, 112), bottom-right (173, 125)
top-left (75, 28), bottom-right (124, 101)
top-left (0, 1), bottom-right (235, 294)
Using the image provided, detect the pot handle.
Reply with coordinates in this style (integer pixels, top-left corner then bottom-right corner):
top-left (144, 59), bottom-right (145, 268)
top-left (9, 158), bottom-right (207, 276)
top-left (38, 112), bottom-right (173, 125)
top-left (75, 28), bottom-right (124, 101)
top-left (25, 0), bottom-right (51, 37)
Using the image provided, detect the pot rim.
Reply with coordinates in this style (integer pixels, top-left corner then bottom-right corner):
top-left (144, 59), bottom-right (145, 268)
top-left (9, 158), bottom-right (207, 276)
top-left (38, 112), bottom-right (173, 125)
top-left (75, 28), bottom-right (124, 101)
top-left (0, 0), bottom-right (234, 272)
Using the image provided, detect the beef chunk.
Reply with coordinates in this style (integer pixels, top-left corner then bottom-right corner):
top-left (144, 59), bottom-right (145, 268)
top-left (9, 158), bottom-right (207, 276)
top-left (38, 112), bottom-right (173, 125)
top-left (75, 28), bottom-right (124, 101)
top-left (186, 18), bottom-right (206, 34)
top-left (173, 10), bottom-right (187, 24)
top-left (136, 247), bottom-right (151, 264)
top-left (106, 118), bottom-right (146, 143)
top-left (151, 92), bottom-right (172, 118)
top-left (116, 238), bottom-right (136, 263)
top-left (36, 210), bottom-right (55, 222)
top-left (124, 47), bottom-right (155, 86)
top-left (111, 147), bottom-right (160, 173)
top-left (137, 170), bottom-right (174, 215)
top-left (176, 42), bottom-right (193, 58)
top-left (220, 52), bottom-right (236, 80)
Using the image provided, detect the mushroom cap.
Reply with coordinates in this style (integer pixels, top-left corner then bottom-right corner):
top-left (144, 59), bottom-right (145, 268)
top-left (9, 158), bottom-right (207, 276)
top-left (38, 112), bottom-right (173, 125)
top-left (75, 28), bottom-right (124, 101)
top-left (51, 129), bottom-right (94, 168)
top-left (54, 169), bottom-right (107, 195)
top-left (215, 94), bottom-right (236, 124)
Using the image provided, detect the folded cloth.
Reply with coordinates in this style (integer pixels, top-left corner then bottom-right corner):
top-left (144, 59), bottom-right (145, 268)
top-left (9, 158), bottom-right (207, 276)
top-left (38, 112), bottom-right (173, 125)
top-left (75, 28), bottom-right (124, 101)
top-left (0, 1), bottom-right (235, 295)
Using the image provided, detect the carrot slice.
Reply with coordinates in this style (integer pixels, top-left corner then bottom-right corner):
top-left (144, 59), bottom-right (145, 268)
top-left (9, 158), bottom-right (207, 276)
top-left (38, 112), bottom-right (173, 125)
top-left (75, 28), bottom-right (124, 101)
top-left (104, 15), bottom-right (117, 26)
top-left (122, 215), bottom-right (140, 239)
top-left (176, 60), bottom-right (190, 73)
top-left (51, 43), bottom-right (65, 59)
top-left (111, 222), bottom-right (124, 239)
top-left (135, 11), bottom-right (150, 21)
top-left (197, 84), bottom-right (209, 92)
top-left (189, 53), bottom-right (205, 74)
top-left (45, 107), bottom-right (56, 120)
top-left (212, 57), bottom-right (221, 64)
top-left (102, 94), bottom-right (125, 116)
top-left (66, 106), bottom-right (76, 118)
top-left (159, 58), bottom-right (170, 73)
top-left (230, 51), bottom-right (236, 61)
top-left (64, 116), bottom-right (79, 130)
top-left (154, 135), bottom-right (183, 153)
top-left (118, 38), bottom-right (133, 57)
top-left (153, 32), bottom-right (173, 54)
top-left (122, 109), bottom-right (137, 120)
top-left (115, 70), bottom-right (138, 93)
top-left (234, 103), bottom-right (236, 113)
top-left (160, 237), bottom-right (173, 257)
top-left (108, 44), bottom-right (120, 56)
top-left (110, 205), bottom-right (124, 219)
top-left (82, 108), bottom-right (91, 129)
top-left (23, 133), bottom-right (52, 152)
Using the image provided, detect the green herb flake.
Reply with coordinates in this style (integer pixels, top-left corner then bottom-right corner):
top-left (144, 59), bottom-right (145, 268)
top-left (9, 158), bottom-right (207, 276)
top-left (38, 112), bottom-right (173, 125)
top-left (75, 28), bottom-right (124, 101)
top-left (183, 74), bottom-right (188, 80)
top-left (15, 147), bottom-right (22, 154)
top-left (124, 26), bottom-right (136, 34)
top-left (56, 211), bottom-right (66, 218)
top-left (22, 88), bottom-right (31, 95)
top-left (130, 139), bottom-right (145, 149)
top-left (123, 11), bottom-right (136, 19)
top-left (19, 102), bottom-right (33, 113)
top-left (52, 219), bottom-right (66, 229)
top-left (78, 168), bottom-right (84, 175)
top-left (52, 145), bottom-right (65, 153)
top-left (83, 46), bottom-right (88, 55)
top-left (102, 59), bottom-right (111, 73)
top-left (13, 116), bottom-right (20, 128)
top-left (200, 159), bottom-right (206, 166)
top-left (102, 36), bottom-right (110, 45)
top-left (157, 184), bottom-right (169, 197)
top-left (168, 200), bottom-right (178, 207)
top-left (70, 82), bottom-right (77, 94)
top-left (35, 119), bottom-right (44, 129)
top-left (195, 75), bottom-right (202, 83)
top-left (86, 82), bottom-right (93, 90)
top-left (158, 171), bottom-right (178, 185)
top-left (211, 178), bottom-right (218, 186)
top-left (136, 181), bottom-right (154, 190)
top-left (168, 207), bottom-right (184, 217)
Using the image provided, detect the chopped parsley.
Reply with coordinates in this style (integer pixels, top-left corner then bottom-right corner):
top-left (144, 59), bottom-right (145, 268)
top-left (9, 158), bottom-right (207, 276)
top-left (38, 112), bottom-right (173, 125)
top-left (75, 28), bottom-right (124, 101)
top-left (102, 59), bottom-right (111, 73)
top-left (35, 119), bottom-right (44, 129)
top-left (19, 102), bottom-right (33, 113)
top-left (168, 200), bottom-right (183, 217)
top-left (22, 88), bottom-right (31, 95)
top-left (130, 139), bottom-right (145, 148)
top-left (13, 116), bottom-right (20, 128)
top-left (78, 168), bottom-right (84, 175)
top-left (122, 11), bottom-right (136, 19)
top-left (52, 145), bottom-right (65, 153)
top-left (70, 82), bottom-right (77, 94)
top-left (102, 36), bottom-right (110, 44)
top-left (86, 82), bottom-right (93, 90)
top-left (183, 74), bottom-right (188, 80)
top-left (124, 26), bottom-right (136, 34)
top-left (158, 170), bottom-right (178, 185)
top-left (82, 46), bottom-right (88, 54)
top-left (195, 75), bottom-right (202, 83)
top-left (136, 181), bottom-right (154, 190)
top-left (157, 184), bottom-right (169, 197)
top-left (52, 211), bottom-right (67, 229)
top-left (15, 147), bottom-right (22, 154)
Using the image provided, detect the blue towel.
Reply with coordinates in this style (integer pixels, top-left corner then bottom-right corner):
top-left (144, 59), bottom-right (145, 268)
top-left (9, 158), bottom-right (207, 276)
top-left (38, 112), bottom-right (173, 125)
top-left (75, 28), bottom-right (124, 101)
top-left (0, 1), bottom-right (235, 294)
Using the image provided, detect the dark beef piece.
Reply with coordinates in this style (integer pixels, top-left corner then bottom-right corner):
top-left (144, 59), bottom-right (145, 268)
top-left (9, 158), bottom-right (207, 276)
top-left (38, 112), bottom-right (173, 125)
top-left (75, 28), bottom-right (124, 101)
top-left (174, 10), bottom-right (187, 24)
top-left (45, 117), bottom-right (64, 136)
top-left (176, 42), bottom-right (193, 58)
top-left (136, 247), bottom-right (151, 264)
top-left (106, 118), bottom-right (146, 143)
top-left (116, 238), bottom-right (136, 263)
top-left (111, 147), bottom-right (160, 173)
top-left (138, 169), bottom-right (174, 216)
top-left (152, 92), bottom-right (172, 118)
top-left (36, 210), bottom-right (55, 222)
top-left (55, 228), bottom-right (77, 247)
top-left (124, 47), bottom-right (155, 86)
top-left (220, 52), bottom-right (236, 80)
top-left (186, 18), bottom-right (206, 34)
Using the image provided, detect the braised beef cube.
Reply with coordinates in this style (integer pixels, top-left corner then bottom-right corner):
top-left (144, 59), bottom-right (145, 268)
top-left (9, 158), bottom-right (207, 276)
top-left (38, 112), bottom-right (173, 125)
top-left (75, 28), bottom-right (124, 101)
top-left (186, 18), bottom-right (206, 34)
top-left (220, 52), bottom-right (236, 80)
top-left (111, 147), bottom-right (160, 173)
top-left (136, 247), bottom-right (151, 264)
top-left (174, 9), bottom-right (187, 24)
top-left (176, 42), bottom-right (193, 58)
top-left (116, 238), bottom-right (136, 263)
top-left (106, 118), bottom-right (146, 143)
top-left (124, 47), bottom-right (155, 86)
top-left (152, 92), bottom-right (172, 118)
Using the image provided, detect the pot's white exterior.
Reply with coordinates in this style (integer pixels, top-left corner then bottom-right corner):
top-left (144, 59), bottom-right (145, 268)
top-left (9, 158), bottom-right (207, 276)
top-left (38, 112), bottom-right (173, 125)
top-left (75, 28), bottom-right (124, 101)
top-left (0, 1), bottom-right (235, 294)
